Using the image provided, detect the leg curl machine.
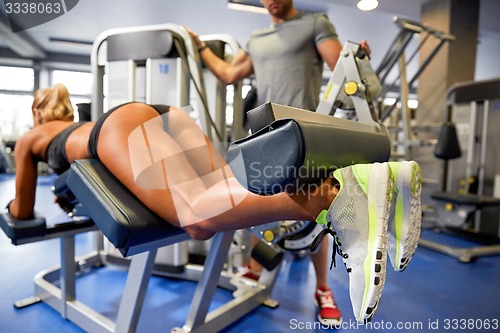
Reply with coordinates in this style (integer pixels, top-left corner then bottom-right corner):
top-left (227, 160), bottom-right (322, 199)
top-left (0, 41), bottom-right (391, 332)
top-left (234, 41), bottom-right (391, 249)
top-left (419, 79), bottom-right (500, 262)
top-left (0, 160), bottom-right (282, 333)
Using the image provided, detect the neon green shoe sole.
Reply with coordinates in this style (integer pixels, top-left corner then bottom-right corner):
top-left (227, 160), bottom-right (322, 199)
top-left (388, 161), bottom-right (422, 271)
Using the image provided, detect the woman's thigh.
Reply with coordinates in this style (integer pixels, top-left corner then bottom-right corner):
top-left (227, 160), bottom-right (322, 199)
top-left (96, 103), bottom-right (204, 226)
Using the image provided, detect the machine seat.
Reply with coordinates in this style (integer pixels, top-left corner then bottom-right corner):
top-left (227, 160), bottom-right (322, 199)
top-left (66, 159), bottom-right (188, 256)
top-left (431, 191), bottom-right (500, 208)
top-left (0, 168), bottom-right (96, 244)
top-left (0, 211), bottom-right (47, 239)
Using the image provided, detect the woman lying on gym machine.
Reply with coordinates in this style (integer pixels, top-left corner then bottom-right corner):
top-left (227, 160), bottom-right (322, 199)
top-left (6, 83), bottom-right (421, 323)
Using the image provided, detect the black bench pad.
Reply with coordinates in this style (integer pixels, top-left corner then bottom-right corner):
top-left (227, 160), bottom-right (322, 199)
top-left (0, 211), bottom-right (46, 239)
top-left (228, 117), bottom-right (390, 195)
top-left (66, 159), bottom-right (186, 253)
top-left (432, 191), bottom-right (500, 208)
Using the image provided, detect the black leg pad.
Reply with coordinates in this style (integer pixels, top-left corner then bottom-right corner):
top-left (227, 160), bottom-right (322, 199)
top-left (228, 103), bottom-right (390, 195)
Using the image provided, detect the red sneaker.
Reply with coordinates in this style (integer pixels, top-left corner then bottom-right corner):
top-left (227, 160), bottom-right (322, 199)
top-left (238, 264), bottom-right (261, 281)
top-left (315, 288), bottom-right (343, 326)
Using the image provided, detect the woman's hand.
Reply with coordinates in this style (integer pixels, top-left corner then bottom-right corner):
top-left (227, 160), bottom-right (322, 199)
top-left (54, 194), bottom-right (75, 214)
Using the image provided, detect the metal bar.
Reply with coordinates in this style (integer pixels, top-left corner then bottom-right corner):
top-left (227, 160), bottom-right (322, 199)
top-left (60, 236), bottom-right (76, 318)
top-left (409, 38), bottom-right (447, 88)
top-left (201, 34), bottom-right (247, 142)
top-left (395, 17), bottom-right (425, 34)
top-left (477, 100), bottom-right (489, 197)
top-left (398, 48), bottom-right (414, 160)
top-left (114, 250), bottom-right (158, 333)
top-left (406, 31), bottom-right (430, 67)
top-left (127, 60), bottom-right (136, 102)
top-left (442, 104), bottom-right (453, 192)
top-left (189, 285), bottom-right (267, 333)
top-left (175, 248), bottom-right (282, 333)
top-left (419, 238), bottom-right (500, 263)
top-left (375, 28), bottom-right (407, 76)
top-left (184, 231), bottom-right (235, 330)
top-left (66, 300), bottom-right (114, 333)
top-left (465, 101), bottom-right (478, 193)
top-left (378, 31), bottom-right (414, 85)
top-left (381, 39), bottom-right (450, 122)
top-left (315, 57), bottom-right (346, 115)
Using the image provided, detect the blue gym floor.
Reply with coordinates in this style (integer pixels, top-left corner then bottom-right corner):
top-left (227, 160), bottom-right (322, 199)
top-left (1, 174), bottom-right (500, 333)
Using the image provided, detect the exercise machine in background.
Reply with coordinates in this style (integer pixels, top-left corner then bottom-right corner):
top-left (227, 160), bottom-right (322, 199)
top-left (419, 78), bottom-right (500, 262)
top-left (0, 136), bottom-right (14, 174)
top-left (231, 41), bottom-right (391, 250)
top-left (91, 23), bottom-right (254, 272)
top-left (375, 16), bottom-right (455, 160)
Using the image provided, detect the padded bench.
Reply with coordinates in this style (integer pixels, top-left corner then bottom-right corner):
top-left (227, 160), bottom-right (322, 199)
top-left (64, 158), bottom-right (282, 333)
top-left (432, 191), bottom-right (500, 208)
top-left (227, 102), bottom-right (391, 195)
top-left (1, 157), bottom-right (185, 252)
top-left (0, 170), bottom-right (96, 244)
top-left (0, 156), bottom-right (283, 333)
top-left (0, 168), bottom-right (96, 245)
top-left (0, 212), bottom-right (95, 245)
top-left (420, 191), bottom-right (500, 263)
top-left (67, 159), bottom-right (189, 256)
top-left (0, 211), bottom-right (48, 240)
top-left (431, 191), bottom-right (500, 228)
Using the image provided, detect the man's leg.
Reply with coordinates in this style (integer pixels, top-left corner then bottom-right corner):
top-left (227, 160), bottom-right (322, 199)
top-left (311, 237), bottom-right (343, 326)
top-left (310, 238), bottom-right (329, 290)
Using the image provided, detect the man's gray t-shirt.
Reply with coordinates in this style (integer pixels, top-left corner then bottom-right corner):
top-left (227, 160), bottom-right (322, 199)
top-left (245, 12), bottom-right (338, 111)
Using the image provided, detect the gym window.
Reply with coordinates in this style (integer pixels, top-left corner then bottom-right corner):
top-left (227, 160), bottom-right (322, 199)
top-left (0, 66), bottom-right (35, 141)
top-left (51, 69), bottom-right (93, 122)
top-left (52, 70), bottom-right (92, 96)
top-left (0, 66), bottom-right (34, 91)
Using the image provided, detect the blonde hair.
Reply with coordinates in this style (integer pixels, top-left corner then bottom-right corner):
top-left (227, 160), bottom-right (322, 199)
top-left (32, 83), bottom-right (74, 123)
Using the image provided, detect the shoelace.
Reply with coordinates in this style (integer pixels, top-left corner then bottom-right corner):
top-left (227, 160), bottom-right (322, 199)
top-left (310, 221), bottom-right (349, 271)
top-left (317, 290), bottom-right (337, 309)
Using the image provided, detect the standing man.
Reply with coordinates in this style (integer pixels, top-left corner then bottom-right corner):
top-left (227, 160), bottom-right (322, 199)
top-left (187, 0), bottom-right (370, 326)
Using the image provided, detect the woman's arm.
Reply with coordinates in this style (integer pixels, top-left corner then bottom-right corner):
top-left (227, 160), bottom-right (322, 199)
top-left (9, 133), bottom-right (39, 219)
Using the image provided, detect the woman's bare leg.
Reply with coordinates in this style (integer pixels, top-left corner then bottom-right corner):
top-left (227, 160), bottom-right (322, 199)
top-left (96, 103), bottom-right (337, 239)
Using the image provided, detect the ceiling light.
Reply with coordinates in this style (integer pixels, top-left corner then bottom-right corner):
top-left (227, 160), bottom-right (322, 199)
top-left (357, 0), bottom-right (379, 11)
